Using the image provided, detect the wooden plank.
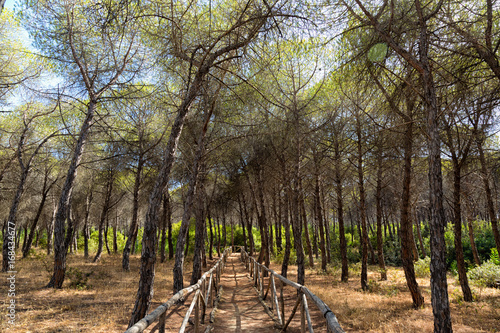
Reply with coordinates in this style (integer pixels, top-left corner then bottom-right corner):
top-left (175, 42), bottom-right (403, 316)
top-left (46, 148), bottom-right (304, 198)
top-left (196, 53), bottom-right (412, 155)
top-left (179, 289), bottom-right (201, 333)
top-left (302, 293), bottom-right (314, 333)
top-left (271, 275), bottom-right (282, 325)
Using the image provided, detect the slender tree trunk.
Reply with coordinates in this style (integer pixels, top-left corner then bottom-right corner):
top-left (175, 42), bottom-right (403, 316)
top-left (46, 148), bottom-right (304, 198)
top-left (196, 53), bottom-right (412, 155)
top-left (314, 158), bottom-right (327, 271)
top-left (415, 215), bottom-right (426, 258)
top-left (464, 195), bottom-right (481, 265)
top-left (419, 18), bottom-right (453, 330)
top-left (300, 181), bottom-right (314, 268)
top-left (400, 104), bottom-right (424, 308)
top-left (47, 201), bottom-right (56, 255)
top-left (451, 159), bottom-right (473, 302)
top-left (83, 191), bottom-right (92, 259)
top-left (104, 217), bottom-right (111, 255)
top-left (113, 213), bottom-right (118, 254)
top-left (167, 194), bottom-right (173, 260)
top-left (375, 150), bottom-right (387, 280)
top-left (335, 136), bottom-right (348, 283)
top-left (256, 168), bottom-right (270, 274)
top-left (123, 155), bottom-right (144, 271)
top-left (222, 215), bottom-right (227, 249)
top-left (322, 187), bottom-right (332, 263)
top-left (160, 193), bottom-right (169, 263)
top-left (94, 173), bottom-right (113, 263)
top-left (273, 190), bottom-right (282, 251)
top-left (2, 168), bottom-right (28, 271)
top-left (191, 181), bottom-right (206, 285)
top-left (23, 175), bottom-right (52, 258)
top-left (172, 100), bottom-right (214, 294)
top-left (238, 195), bottom-right (247, 253)
top-left (355, 112), bottom-right (369, 291)
top-left (207, 206), bottom-right (214, 260)
top-left (48, 100), bottom-right (96, 288)
top-left (476, 139), bottom-right (500, 258)
top-left (281, 173), bottom-right (292, 278)
top-left (216, 215), bottom-right (221, 256)
top-left (242, 191), bottom-right (254, 256)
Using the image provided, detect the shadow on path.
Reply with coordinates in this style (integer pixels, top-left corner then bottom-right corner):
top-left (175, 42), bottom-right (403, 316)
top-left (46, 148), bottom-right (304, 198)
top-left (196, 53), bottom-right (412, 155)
top-left (211, 255), bottom-right (278, 332)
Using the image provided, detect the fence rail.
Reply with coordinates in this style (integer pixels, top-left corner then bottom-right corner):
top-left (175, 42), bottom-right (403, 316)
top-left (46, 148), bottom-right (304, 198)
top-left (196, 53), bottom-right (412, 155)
top-left (239, 247), bottom-right (344, 333)
top-left (125, 247), bottom-right (232, 333)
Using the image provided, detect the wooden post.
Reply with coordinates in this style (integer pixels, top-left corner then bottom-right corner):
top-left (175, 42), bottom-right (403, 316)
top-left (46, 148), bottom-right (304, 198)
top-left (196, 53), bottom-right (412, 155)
top-left (272, 275), bottom-right (282, 325)
top-left (280, 281), bottom-right (285, 327)
top-left (301, 293), bottom-right (306, 333)
top-left (302, 293), bottom-right (314, 333)
top-left (195, 295), bottom-right (200, 333)
top-left (159, 311), bottom-right (166, 333)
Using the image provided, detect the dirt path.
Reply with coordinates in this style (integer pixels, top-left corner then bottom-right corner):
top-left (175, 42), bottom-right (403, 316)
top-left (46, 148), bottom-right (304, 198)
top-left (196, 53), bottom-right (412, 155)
top-left (210, 254), bottom-right (279, 332)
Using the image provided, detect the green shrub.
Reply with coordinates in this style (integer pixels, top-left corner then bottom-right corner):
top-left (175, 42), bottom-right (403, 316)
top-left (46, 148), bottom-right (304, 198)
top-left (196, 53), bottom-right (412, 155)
top-left (491, 248), bottom-right (499, 265)
top-left (273, 248), bottom-right (297, 265)
top-left (467, 260), bottom-right (500, 288)
top-left (414, 257), bottom-right (431, 278)
top-left (66, 267), bottom-right (93, 290)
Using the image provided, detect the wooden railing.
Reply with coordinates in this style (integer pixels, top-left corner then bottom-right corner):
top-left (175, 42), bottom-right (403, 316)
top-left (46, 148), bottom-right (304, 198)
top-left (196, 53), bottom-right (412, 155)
top-left (239, 248), bottom-right (344, 333)
top-left (125, 247), bottom-right (232, 333)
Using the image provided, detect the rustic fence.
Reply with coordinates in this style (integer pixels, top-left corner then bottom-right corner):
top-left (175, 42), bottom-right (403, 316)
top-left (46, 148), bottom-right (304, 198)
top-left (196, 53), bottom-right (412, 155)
top-left (125, 247), bottom-right (231, 333)
top-left (239, 247), bottom-right (344, 333)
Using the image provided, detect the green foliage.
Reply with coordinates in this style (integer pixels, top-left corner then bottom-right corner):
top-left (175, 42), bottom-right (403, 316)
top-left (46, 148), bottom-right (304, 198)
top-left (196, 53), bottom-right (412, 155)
top-left (414, 257), bottom-right (431, 278)
top-left (467, 260), bottom-right (500, 288)
top-left (382, 238), bottom-right (401, 266)
top-left (367, 43), bottom-right (388, 62)
top-left (273, 248), bottom-right (297, 265)
top-left (66, 267), bottom-right (93, 290)
top-left (443, 220), bottom-right (496, 269)
top-left (490, 248), bottom-right (500, 265)
top-left (77, 228), bottom-right (127, 254)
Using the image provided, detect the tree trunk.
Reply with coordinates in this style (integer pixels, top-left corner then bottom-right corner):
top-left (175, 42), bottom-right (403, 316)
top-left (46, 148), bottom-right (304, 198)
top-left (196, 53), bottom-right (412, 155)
top-left (123, 155), bottom-right (144, 271)
top-left (23, 174), bottom-right (53, 258)
top-left (451, 159), bottom-right (473, 302)
top-left (47, 201), bottom-right (56, 255)
top-left (241, 191), bottom-right (254, 256)
top-left (419, 13), bottom-right (453, 328)
top-left (83, 191), bottom-right (92, 259)
top-left (167, 194), bottom-right (173, 260)
top-left (399, 103), bottom-right (424, 308)
top-left (334, 136), bottom-right (348, 283)
top-left (375, 150), bottom-right (387, 280)
top-left (48, 100), bottom-right (96, 288)
top-left (104, 217), bottom-right (111, 255)
top-left (464, 195), bottom-right (481, 265)
top-left (113, 214), bottom-right (118, 254)
top-left (238, 194), bottom-right (247, 253)
top-left (476, 139), bottom-right (500, 258)
top-left (160, 193), bottom-right (169, 263)
top-left (314, 159), bottom-right (327, 271)
top-left (415, 215), bottom-right (426, 258)
top-left (207, 206), bottom-right (214, 260)
top-left (93, 173), bottom-right (114, 263)
top-left (355, 112), bottom-right (369, 291)
top-left (191, 183), bottom-right (206, 285)
top-left (172, 100), bottom-right (214, 294)
top-left (299, 181), bottom-right (314, 268)
top-left (256, 168), bottom-right (270, 274)
top-left (2, 166), bottom-right (28, 271)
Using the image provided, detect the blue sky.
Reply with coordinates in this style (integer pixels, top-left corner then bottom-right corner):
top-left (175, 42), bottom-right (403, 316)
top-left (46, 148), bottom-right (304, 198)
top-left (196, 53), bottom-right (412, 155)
top-left (4, 0), bottom-right (14, 10)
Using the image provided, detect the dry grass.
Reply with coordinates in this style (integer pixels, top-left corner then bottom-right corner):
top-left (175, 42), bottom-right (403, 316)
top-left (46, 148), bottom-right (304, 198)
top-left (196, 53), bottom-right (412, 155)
top-left (2, 251), bottom-right (499, 333)
top-left (0, 250), bottom-right (202, 332)
top-left (268, 260), bottom-right (500, 333)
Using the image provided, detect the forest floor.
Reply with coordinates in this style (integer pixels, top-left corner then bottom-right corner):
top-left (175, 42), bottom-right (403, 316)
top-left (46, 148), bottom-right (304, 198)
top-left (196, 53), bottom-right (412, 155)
top-left (0, 250), bottom-right (499, 332)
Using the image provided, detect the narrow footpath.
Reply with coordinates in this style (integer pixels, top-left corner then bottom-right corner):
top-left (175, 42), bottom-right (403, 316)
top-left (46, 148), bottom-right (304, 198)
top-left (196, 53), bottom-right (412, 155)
top-left (210, 254), bottom-right (279, 332)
